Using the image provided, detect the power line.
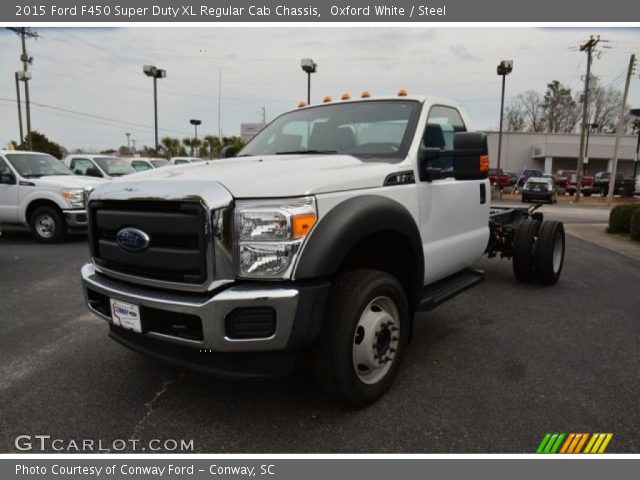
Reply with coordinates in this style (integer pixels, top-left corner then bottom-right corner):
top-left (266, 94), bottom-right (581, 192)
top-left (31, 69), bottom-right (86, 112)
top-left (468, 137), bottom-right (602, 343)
top-left (0, 97), bottom-right (192, 136)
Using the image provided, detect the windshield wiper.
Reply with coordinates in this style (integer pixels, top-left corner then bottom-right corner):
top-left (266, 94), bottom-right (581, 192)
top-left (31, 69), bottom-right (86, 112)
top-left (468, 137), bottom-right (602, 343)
top-left (275, 149), bottom-right (338, 155)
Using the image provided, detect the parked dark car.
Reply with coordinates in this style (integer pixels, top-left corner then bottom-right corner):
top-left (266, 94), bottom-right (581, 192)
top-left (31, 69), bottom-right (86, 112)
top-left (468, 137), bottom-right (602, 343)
top-left (522, 176), bottom-right (557, 204)
top-left (516, 168), bottom-right (544, 187)
top-left (592, 171), bottom-right (635, 197)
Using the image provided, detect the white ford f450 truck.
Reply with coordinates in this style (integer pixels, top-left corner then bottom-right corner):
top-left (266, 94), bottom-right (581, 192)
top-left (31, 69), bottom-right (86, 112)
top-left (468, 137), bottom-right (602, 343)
top-left (0, 150), bottom-right (107, 242)
top-left (81, 94), bottom-right (565, 406)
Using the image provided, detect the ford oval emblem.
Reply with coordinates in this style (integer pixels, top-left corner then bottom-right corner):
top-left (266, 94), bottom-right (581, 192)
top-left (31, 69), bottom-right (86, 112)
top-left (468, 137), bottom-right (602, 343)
top-left (116, 227), bottom-right (150, 252)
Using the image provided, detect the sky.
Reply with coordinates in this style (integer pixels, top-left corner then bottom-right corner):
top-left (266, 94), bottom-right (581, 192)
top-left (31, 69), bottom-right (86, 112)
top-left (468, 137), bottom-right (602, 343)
top-left (0, 26), bottom-right (639, 152)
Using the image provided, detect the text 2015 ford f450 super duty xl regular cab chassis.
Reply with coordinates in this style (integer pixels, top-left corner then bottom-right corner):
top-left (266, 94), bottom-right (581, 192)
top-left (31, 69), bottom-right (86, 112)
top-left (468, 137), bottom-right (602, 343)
top-left (81, 94), bottom-right (565, 406)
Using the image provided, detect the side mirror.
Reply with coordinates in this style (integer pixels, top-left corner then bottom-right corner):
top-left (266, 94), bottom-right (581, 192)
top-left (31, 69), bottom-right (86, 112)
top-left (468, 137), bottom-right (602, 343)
top-left (418, 132), bottom-right (489, 182)
top-left (0, 172), bottom-right (16, 185)
top-left (451, 132), bottom-right (489, 181)
top-left (220, 146), bottom-right (238, 158)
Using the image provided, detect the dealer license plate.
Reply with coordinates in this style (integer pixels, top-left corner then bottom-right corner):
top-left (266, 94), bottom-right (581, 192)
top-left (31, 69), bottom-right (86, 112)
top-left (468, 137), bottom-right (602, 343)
top-left (110, 299), bottom-right (142, 333)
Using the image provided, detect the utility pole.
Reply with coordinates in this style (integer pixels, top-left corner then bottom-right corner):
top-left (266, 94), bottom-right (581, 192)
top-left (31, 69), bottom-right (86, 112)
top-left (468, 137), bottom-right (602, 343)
top-left (606, 53), bottom-right (636, 206)
top-left (217, 70), bottom-right (223, 141)
top-left (575, 35), bottom-right (601, 203)
top-left (125, 132), bottom-right (131, 155)
top-left (14, 72), bottom-right (24, 145)
top-left (261, 106), bottom-right (266, 124)
top-left (7, 27), bottom-right (38, 150)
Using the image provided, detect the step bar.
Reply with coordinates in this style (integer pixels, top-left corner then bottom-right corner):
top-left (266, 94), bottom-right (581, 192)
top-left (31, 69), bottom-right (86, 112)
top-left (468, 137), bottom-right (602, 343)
top-left (417, 268), bottom-right (485, 312)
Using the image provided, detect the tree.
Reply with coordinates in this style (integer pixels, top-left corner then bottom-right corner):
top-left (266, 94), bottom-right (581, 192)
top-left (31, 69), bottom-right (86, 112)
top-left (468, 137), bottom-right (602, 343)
top-left (16, 131), bottom-right (65, 159)
top-left (504, 97), bottom-right (526, 132)
top-left (160, 137), bottom-right (182, 158)
top-left (587, 86), bottom-right (625, 134)
top-left (182, 138), bottom-right (193, 156)
top-left (519, 90), bottom-right (546, 132)
top-left (221, 136), bottom-right (245, 152)
top-left (203, 135), bottom-right (221, 159)
top-left (542, 81), bottom-right (579, 133)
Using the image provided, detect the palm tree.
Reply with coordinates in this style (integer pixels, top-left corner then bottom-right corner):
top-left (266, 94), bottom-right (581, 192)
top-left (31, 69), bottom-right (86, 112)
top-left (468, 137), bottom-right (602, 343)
top-left (203, 135), bottom-right (221, 159)
top-left (182, 138), bottom-right (193, 156)
top-left (161, 137), bottom-right (181, 158)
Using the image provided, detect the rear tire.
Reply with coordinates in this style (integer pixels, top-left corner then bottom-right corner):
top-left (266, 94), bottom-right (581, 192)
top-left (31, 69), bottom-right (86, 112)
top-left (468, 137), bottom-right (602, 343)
top-left (533, 220), bottom-right (565, 285)
top-left (29, 205), bottom-right (67, 243)
top-left (311, 269), bottom-right (410, 407)
top-left (512, 218), bottom-right (540, 283)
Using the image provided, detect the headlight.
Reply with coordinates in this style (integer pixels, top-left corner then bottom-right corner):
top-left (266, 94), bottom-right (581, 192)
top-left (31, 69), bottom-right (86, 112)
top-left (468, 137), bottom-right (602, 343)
top-left (235, 197), bottom-right (317, 279)
top-left (62, 189), bottom-right (85, 208)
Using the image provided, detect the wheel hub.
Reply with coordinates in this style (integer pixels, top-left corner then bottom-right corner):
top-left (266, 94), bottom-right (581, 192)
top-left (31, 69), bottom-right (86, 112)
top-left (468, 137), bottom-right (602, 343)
top-left (36, 214), bottom-right (55, 238)
top-left (352, 296), bottom-right (400, 385)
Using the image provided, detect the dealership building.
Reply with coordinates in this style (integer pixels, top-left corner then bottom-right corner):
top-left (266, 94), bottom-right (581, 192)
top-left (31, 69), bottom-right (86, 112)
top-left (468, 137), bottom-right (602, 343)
top-left (485, 131), bottom-right (640, 177)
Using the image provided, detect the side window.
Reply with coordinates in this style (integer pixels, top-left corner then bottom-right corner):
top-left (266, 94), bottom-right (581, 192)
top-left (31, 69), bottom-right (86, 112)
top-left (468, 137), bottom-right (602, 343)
top-left (132, 161), bottom-right (151, 171)
top-left (0, 158), bottom-right (10, 175)
top-left (71, 158), bottom-right (97, 176)
top-left (423, 105), bottom-right (466, 172)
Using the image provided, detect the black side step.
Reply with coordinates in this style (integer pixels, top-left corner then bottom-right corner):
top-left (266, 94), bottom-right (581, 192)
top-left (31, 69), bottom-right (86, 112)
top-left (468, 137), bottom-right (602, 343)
top-left (417, 268), bottom-right (485, 312)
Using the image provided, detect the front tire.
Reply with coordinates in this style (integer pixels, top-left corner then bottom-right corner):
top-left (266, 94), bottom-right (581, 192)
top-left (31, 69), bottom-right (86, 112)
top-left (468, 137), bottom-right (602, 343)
top-left (311, 269), bottom-right (410, 407)
top-left (29, 205), bottom-right (67, 243)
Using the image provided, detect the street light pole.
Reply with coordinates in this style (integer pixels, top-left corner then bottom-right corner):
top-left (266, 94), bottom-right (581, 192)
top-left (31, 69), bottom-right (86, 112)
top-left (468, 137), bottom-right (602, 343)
top-left (153, 75), bottom-right (158, 153)
top-left (496, 60), bottom-right (513, 200)
top-left (143, 65), bottom-right (166, 155)
top-left (190, 119), bottom-right (202, 157)
top-left (301, 58), bottom-right (317, 105)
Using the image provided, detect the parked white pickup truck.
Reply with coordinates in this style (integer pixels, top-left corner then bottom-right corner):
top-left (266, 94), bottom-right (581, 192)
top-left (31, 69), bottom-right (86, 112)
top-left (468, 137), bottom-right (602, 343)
top-left (81, 94), bottom-right (565, 406)
top-left (0, 150), bottom-right (107, 242)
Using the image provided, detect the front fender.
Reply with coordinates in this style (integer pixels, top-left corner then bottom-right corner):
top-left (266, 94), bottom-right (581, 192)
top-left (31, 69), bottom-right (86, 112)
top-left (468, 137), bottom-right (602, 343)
top-left (19, 191), bottom-right (68, 223)
top-left (294, 195), bottom-right (424, 292)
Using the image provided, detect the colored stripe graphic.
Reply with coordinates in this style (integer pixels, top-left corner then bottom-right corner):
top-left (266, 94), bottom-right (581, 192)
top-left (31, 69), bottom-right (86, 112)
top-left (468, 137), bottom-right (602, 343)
top-left (584, 433), bottom-right (614, 454)
top-left (538, 433), bottom-right (613, 454)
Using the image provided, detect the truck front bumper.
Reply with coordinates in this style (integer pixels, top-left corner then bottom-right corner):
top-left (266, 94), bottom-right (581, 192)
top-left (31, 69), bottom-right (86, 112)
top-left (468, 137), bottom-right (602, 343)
top-left (63, 209), bottom-right (89, 228)
top-left (81, 263), bottom-right (330, 378)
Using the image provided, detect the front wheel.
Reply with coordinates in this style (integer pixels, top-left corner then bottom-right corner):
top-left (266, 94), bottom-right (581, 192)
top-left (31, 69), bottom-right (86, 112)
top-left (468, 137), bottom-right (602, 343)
top-left (29, 205), bottom-right (67, 243)
top-left (311, 270), bottom-right (410, 407)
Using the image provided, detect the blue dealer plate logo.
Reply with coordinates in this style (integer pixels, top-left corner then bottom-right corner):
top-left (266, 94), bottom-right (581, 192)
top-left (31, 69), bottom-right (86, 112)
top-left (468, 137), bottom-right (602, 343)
top-left (116, 227), bottom-right (150, 252)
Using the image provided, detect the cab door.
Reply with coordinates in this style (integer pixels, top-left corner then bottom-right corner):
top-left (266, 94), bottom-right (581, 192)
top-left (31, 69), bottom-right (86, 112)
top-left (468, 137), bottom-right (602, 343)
top-left (416, 105), bottom-right (490, 284)
top-left (0, 156), bottom-right (19, 223)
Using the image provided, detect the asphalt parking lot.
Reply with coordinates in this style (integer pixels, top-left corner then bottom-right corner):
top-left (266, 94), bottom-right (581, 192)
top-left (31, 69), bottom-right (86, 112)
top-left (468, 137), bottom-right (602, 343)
top-left (1, 206), bottom-right (639, 453)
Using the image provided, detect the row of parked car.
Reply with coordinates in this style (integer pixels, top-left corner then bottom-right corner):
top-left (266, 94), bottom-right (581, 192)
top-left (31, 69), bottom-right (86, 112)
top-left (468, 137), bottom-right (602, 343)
top-left (63, 155), bottom-right (202, 179)
top-left (0, 150), bottom-right (204, 242)
top-left (490, 167), bottom-right (640, 204)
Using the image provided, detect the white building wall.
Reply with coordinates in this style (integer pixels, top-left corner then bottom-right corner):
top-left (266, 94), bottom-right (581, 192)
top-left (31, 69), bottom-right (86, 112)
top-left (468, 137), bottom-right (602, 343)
top-left (485, 131), bottom-right (638, 176)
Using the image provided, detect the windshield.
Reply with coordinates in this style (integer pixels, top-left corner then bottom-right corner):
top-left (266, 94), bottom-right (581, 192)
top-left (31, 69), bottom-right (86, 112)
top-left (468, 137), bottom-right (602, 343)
top-left (151, 160), bottom-right (169, 168)
top-left (239, 100), bottom-right (420, 160)
top-left (95, 157), bottom-right (136, 176)
top-left (5, 153), bottom-right (72, 178)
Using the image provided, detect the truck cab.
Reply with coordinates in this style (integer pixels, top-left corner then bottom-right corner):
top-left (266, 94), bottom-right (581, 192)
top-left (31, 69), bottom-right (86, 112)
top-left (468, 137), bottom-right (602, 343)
top-left (81, 93), bottom-right (564, 406)
top-left (63, 154), bottom-right (137, 180)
